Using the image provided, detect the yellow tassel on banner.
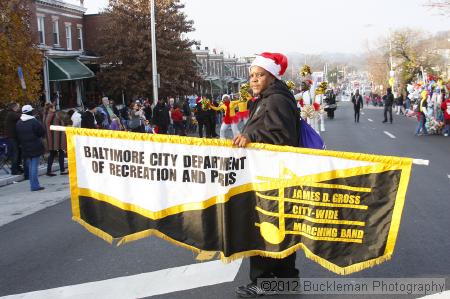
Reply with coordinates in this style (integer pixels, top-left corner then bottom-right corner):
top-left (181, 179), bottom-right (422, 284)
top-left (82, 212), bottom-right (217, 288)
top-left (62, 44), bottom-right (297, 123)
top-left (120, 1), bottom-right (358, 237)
top-left (72, 217), bottom-right (114, 244)
top-left (217, 243), bottom-right (393, 275)
top-left (90, 223), bottom-right (394, 275)
top-left (196, 251), bottom-right (218, 261)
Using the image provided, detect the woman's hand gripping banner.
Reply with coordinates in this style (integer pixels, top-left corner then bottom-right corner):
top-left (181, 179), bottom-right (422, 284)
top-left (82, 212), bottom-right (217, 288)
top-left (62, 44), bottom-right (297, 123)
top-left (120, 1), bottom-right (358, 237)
top-left (65, 127), bottom-right (412, 275)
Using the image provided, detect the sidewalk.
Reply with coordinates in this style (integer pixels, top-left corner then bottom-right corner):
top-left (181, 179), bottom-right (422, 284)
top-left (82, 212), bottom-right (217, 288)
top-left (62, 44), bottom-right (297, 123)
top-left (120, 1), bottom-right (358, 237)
top-left (0, 172), bottom-right (70, 227)
top-left (0, 159), bottom-right (68, 187)
top-left (0, 160), bottom-right (70, 227)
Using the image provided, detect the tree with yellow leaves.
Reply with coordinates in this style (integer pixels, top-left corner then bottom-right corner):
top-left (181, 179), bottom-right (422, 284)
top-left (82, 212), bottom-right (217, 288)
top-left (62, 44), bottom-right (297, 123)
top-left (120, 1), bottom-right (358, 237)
top-left (0, 0), bottom-right (43, 106)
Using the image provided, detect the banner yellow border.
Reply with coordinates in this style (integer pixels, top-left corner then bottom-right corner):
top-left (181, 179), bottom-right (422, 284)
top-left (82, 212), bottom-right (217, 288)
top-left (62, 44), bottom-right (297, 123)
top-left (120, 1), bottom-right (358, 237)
top-left (66, 128), bottom-right (413, 275)
top-left (75, 160), bottom-right (398, 221)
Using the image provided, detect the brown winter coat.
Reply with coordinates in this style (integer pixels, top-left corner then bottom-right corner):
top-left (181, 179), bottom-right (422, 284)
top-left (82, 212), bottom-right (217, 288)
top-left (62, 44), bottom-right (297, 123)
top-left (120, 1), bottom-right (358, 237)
top-left (44, 111), bottom-right (67, 151)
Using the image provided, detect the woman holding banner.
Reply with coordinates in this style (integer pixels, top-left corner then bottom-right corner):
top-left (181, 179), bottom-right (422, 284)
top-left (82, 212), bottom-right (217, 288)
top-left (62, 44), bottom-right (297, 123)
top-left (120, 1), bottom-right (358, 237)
top-left (233, 52), bottom-right (300, 298)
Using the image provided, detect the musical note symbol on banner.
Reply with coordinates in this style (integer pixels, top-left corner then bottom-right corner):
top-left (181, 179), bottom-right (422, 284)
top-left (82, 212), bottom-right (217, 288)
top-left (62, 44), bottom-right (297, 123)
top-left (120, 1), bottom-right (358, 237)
top-left (256, 163), bottom-right (371, 245)
top-left (258, 162), bottom-right (296, 245)
top-left (259, 193), bottom-right (286, 244)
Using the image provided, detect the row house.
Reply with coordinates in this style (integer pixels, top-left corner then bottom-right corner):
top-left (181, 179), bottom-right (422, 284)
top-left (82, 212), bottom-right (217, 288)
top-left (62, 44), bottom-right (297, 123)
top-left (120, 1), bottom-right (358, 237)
top-left (192, 47), bottom-right (251, 100)
top-left (432, 31), bottom-right (450, 80)
top-left (30, 0), bottom-right (98, 109)
top-left (28, 1), bottom-right (254, 106)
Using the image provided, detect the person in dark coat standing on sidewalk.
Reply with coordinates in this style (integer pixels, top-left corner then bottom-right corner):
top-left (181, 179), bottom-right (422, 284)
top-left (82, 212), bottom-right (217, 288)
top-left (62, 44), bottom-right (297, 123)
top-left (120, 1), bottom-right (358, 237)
top-left (81, 102), bottom-right (98, 129)
top-left (351, 89), bottom-right (364, 123)
top-left (143, 100), bottom-right (153, 123)
top-left (182, 98), bottom-right (192, 134)
top-left (233, 52), bottom-right (300, 298)
top-left (15, 105), bottom-right (46, 191)
top-left (152, 99), bottom-right (170, 134)
top-left (194, 97), bottom-right (212, 138)
top-left (382, 87), bottom-right (394, 123)
top-left (207, 99), bottom-right (219, 138)
top-left (4, 102), bottom-right (23, 175)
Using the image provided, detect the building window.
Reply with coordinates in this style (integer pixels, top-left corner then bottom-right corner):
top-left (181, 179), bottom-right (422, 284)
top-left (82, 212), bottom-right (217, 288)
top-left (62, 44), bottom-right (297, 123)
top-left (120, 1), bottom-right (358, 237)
top-left (37, 16), bottom-right (45, 44)
top-left (77, 27), bottom-right (83, 50)
top-left (65, 24), bottom-right (72, 50)
top-left (52, 19), bottom-right (59, 45)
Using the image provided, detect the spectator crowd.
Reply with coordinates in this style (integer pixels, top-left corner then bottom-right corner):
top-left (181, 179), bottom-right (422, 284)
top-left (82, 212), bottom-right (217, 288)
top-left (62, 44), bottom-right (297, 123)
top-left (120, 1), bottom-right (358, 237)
top-left (0, 93), bottom-right (255, 191)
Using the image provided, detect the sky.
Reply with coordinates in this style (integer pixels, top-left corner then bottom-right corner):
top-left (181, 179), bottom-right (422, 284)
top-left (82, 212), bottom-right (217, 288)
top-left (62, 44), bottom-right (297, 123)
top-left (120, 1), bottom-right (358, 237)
top-left (76, 0), bottom-right (449, 56)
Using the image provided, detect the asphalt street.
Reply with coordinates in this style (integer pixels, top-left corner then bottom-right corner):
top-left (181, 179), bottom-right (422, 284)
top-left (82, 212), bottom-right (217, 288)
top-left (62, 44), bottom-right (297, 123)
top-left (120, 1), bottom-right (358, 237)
top-left (0, 100), bottom-right (449, 299)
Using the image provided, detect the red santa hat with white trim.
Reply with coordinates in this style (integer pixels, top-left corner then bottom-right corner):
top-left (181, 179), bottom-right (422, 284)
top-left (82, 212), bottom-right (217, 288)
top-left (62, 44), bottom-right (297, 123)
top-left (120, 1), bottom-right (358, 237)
top-left (250, 52), bottom-right (288, 80)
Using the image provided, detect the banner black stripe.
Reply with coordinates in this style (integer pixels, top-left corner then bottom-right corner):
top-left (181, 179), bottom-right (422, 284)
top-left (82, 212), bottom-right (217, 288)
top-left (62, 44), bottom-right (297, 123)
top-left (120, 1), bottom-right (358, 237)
top-left (78, 170), bottom-right (402, 268)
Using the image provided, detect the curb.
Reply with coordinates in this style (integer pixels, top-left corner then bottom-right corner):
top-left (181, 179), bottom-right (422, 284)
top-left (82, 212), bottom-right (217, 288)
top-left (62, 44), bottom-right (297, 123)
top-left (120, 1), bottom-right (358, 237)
top-left (0, 162), bottom-right (68, 188)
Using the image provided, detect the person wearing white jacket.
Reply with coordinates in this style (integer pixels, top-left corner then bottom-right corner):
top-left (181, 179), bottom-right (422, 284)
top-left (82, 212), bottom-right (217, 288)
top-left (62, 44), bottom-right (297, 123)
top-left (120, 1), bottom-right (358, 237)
top-left (70, 109), bottom-right (82, 127)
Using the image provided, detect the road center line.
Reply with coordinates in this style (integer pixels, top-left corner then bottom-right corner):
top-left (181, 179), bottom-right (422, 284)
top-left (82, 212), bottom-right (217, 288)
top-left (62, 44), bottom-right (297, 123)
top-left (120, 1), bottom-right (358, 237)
top-left (0, 259), bottom-right (243, 299)
top-left (419, 290), bottom-right (450, 298)
top-left (368, 118), bottom-right (373, 122)
top-left (384, 131), bottom-right (396, 139)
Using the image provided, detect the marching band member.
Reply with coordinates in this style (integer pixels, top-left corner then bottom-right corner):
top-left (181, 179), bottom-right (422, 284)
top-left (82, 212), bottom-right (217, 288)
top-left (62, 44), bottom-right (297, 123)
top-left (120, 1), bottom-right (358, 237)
top-left (209, 94), bottom-right (240, 139)
top-left (237, 83), bottom-right (252, 125)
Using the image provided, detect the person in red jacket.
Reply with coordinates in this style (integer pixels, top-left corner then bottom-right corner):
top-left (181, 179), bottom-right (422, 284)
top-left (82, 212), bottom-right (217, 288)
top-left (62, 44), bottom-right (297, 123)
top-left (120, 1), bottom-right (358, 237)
top-left (170, 104), bottom-right (185, 136)
top-left (441, 95), bottom-right (450, 136)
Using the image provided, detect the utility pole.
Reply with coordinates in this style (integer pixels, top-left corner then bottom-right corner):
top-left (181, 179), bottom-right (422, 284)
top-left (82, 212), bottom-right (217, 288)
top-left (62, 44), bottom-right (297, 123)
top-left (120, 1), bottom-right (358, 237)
top-left (389, 35), bottom-right (393, 72)
top-left (388, 30), bottom-right (395, 92)
top-left (150, 0), bottom-right (158, 107)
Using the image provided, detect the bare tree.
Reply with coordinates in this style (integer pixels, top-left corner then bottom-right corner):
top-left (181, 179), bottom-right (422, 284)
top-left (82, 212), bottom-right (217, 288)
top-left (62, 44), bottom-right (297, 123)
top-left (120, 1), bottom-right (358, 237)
top-left (424, 0), bottom-right (450, 16)
top-left (366, 29), bottom-right (444, 93)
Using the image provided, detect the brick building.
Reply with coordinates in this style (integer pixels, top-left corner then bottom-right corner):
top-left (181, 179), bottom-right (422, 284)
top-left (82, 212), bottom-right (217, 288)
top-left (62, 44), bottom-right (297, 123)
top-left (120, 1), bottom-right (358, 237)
top-left (28, 1), bottom-right (253, 106)
top-left (30, 0), bottom-right (98, 109)
top-left (192, 46), bottom-right (251, 100)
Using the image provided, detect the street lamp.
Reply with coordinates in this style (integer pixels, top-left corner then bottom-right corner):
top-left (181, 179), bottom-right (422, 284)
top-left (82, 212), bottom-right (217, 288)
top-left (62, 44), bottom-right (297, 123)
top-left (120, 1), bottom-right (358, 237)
top-left (150, 0), bottom-right (158, 107)
top-left (388, 30), bottom-right (396, 92)
top-left (389, 33), bottom-right (394, 72)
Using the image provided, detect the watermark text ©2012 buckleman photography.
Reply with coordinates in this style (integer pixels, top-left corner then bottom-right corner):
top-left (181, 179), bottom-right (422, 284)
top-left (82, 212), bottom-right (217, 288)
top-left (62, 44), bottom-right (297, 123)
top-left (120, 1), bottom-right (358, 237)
top-left (257, 278), bottom-right (446, 295)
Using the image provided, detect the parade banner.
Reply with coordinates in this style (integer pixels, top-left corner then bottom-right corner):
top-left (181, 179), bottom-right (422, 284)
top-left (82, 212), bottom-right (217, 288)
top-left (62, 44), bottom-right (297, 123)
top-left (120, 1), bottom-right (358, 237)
top-left (65, 128), bottom-right (412, 275)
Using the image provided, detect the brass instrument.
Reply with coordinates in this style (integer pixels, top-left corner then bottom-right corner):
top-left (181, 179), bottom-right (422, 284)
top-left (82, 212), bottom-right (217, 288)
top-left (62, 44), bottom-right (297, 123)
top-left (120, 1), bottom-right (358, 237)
top-left (200, 97), bottom-right (210, 110)
top-left (301, 104), bottom-right (316, 120)
top-left (286, 80), bottom-right (296, 91)
top-left (315, 82), bottom-right (328, 95)
top-left (299, 65), bottom-right (312, 77)
top-left (299, 65), bottom-right (313, 91)
top-left (239, 83), bottom-right (252, 101)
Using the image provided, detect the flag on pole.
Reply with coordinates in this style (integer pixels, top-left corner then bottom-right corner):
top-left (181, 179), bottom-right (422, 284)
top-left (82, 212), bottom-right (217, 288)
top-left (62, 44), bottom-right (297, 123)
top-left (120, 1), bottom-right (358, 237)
top-left (66, 128), bottom-right (412, 275)
top-left (17, 66), bottom-right (26, 90)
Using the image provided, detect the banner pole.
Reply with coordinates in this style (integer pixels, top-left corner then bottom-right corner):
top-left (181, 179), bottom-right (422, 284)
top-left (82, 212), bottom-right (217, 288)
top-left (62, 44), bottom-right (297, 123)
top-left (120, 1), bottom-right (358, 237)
top-left (51, 125), bottom-right (430, 166)
top-left (411, 159), bottom-right (429, 166)
top-left (50, 125), bottom-right (66, 132)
